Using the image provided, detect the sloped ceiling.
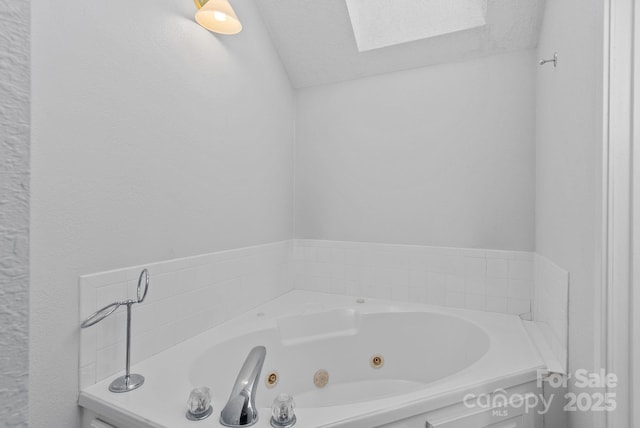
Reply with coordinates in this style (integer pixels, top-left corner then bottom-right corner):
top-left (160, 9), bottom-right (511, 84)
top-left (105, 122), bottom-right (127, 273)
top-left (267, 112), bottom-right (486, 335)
top-left (346, 0), bottom-right (488, 52)
top-left (254, 0), bottom-right (545, 88)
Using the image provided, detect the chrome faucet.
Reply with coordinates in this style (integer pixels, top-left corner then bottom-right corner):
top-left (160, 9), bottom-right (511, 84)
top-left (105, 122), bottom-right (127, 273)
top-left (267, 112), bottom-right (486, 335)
top-left (220, 346), bottom-right (267, 427)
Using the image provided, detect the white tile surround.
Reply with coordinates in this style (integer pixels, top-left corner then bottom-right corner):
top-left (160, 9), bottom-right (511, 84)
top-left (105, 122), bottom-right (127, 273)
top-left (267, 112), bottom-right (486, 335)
top-left (79, 241), bottom-right (293, 389)
top-left (291, 239), bottom-right (534, 317)
top-left (79, 239), bottom-right (569, 388)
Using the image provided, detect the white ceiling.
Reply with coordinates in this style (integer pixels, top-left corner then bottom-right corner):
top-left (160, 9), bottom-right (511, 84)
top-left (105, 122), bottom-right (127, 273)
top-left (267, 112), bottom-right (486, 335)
top-left (254, 0), bottom-right (545, 88)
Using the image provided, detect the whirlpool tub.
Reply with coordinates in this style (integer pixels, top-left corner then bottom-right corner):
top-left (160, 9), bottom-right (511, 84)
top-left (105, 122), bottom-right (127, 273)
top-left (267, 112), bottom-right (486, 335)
top-left (79, 291), bottom-right (550, 428)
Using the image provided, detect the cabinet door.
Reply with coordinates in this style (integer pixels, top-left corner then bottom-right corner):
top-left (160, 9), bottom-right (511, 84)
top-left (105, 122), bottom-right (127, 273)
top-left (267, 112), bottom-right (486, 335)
top-left (427, 410), bottom-right (525, 428)
top-left (426, 398), bottom-right (536, 428)
top-left (376, 400), bottom-right (538, 428)
top-left (484, 417), bottom-right (526, 428)
top-left (89, 419), bottom-right (117, 428)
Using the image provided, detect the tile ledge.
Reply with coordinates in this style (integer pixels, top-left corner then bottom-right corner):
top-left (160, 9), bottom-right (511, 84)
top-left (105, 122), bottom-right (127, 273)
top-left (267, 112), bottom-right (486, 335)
top-left (523, 320), bottom-right (567, 375)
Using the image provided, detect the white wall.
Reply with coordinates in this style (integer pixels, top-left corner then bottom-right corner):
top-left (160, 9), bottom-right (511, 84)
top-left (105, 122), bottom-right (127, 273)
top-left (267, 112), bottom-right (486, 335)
top-left (30, 0), bottom-right (295, 426)
top-left (535, 0), bottom-right (605, 427)
top-left (0, 0), bottom-right (30, 425)
top-left (295, 50), bottom-right (536, 251)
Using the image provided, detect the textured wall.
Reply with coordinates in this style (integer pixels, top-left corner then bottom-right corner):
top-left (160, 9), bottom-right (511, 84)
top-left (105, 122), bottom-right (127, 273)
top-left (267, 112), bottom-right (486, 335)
top-left (30, 0), bottom-right (294, 426)
top-left (0, 0), bottom-right (30, 426)
top-left (296, 50), bottom-right (536, 251)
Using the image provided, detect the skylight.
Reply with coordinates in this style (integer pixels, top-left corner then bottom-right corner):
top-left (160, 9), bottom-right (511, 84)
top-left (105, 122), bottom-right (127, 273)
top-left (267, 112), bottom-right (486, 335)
top-left (345, 0), bottom-right (488, 52)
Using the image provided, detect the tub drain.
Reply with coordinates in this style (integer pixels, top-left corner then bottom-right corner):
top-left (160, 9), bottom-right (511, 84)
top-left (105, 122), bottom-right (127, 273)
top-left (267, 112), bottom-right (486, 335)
top-left (314, 369), bottom-right (329, 388)
top-left (370, 354), bottom-right (384, 369)
top-left (265, 371), bottom-right (279, 388)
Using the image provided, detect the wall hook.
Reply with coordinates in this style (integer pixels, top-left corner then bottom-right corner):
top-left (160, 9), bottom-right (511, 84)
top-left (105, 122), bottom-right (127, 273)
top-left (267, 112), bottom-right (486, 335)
top-left (539, 52), bottom-right (558, 67)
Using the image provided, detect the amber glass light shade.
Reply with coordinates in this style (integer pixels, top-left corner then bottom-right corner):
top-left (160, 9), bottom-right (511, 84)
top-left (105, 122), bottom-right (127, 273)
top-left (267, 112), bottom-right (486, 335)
top-left (194, 0), bottom-right (242, 35)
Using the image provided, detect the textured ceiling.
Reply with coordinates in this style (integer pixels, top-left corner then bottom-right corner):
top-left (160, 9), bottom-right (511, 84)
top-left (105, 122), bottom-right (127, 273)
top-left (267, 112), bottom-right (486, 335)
top-left (346, 0), bottom-right (487, 52)
top-left (255, 0), bottom-right (545, 88)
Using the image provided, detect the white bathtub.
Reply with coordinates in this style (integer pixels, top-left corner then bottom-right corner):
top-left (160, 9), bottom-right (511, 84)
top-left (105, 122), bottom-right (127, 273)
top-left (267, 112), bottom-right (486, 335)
top-left (79, 291), bottom-right (548, 428)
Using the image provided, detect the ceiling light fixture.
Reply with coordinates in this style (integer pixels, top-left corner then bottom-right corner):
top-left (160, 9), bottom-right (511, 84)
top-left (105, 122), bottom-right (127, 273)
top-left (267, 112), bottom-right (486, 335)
top-left (194, 0), bottom-right (242, 35)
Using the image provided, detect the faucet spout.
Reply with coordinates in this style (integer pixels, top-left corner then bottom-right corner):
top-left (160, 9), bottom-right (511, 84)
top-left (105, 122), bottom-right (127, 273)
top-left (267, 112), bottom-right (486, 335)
top-left (220, 346), bottom-right (267, 427)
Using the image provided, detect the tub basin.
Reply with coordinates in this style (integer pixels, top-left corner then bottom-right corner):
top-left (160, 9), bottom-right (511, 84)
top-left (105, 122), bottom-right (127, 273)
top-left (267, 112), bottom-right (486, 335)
top-left (189, 311), bottom-right (490, 408)
top-left (79, 291), bottom-right (545, 428)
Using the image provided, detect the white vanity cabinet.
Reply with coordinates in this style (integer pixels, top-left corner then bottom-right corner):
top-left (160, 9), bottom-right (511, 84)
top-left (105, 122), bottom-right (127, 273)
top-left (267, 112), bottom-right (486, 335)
top-left (375, 383), bottom-right (543, 428)
top-left (82, 382), bottom-right (544, 428)
top-left (376, 406), bottom-right (537, 428)
top-left (423, 402), bottom-right (538, 428)
top-left (87, 418), bottom-right (117, 428)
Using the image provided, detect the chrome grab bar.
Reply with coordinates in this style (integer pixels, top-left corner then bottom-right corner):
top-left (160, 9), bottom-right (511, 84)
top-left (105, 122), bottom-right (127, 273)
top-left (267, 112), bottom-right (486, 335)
top-left (80, 268), bottom-right (150, 392)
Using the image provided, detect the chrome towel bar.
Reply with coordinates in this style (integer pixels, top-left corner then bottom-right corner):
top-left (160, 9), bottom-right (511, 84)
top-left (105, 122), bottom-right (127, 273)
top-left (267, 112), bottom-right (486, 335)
top-left (81, 268), bottom-right (150, 393)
